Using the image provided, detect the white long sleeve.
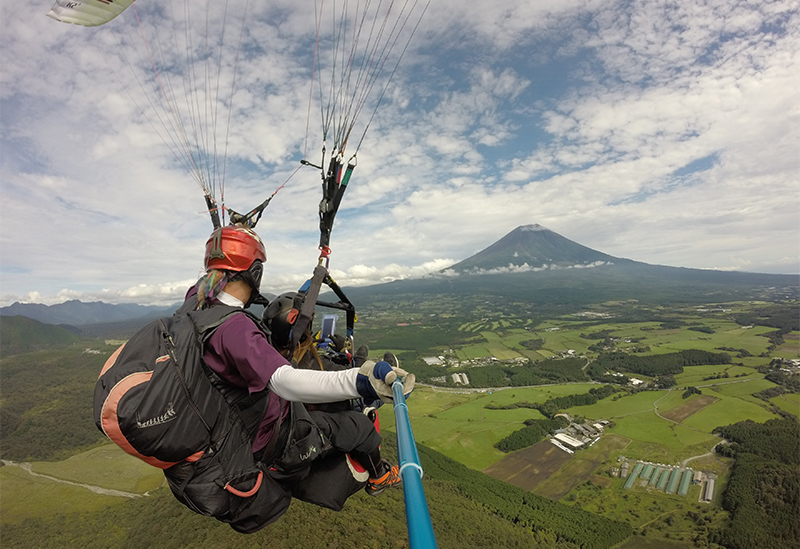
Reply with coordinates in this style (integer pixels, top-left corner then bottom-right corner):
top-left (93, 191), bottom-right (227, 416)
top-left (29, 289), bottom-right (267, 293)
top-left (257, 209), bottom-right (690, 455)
top-left (268, 364), bottom-right (361, 403)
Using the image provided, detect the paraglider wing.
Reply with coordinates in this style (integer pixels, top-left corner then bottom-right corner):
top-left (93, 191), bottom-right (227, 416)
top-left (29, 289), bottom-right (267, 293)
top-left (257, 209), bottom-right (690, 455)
top-left (46, 0), bottom-right (134, 27)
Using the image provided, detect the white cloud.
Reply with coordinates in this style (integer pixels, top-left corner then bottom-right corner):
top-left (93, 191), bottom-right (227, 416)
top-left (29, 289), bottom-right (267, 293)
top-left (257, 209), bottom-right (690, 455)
top-left (1, 0), bottom-right (797, 306)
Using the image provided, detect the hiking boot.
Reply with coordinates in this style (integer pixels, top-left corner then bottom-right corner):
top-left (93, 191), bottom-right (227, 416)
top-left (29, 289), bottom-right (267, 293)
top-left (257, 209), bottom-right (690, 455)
top-left (382, 352), bottom-right (400, 369)
top-left (365, 460), bottom-right (401, 496)
top-left (353, 345), bottom-right (370, 367)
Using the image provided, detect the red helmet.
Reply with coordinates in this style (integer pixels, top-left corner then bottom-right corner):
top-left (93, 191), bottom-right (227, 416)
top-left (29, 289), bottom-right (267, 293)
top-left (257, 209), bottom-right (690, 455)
top-left (204, 225), bottom-right (266, 272)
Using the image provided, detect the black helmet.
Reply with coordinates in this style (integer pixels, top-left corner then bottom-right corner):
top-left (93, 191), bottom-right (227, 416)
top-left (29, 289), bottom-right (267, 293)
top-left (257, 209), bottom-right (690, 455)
top-left (263, 292), bottom-right (301, 350)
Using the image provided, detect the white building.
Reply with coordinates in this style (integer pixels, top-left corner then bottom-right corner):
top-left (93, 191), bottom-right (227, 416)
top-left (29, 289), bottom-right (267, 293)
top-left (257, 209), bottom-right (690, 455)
top-left (553, 433), bottom-right (585, 450)
top-left (451, 373), bottom-right (469, 385)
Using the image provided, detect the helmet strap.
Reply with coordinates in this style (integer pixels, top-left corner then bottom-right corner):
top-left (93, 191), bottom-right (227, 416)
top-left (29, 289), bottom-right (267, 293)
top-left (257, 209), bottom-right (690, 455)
top-left (231, 260), bottom-right (263, 308)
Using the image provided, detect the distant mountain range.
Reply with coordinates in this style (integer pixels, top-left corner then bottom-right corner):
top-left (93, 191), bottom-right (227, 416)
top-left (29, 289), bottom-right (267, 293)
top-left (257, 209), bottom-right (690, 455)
top-left (0, 300), bottom-right (175, 328)
top-left (343, 224), bottom-right (799, 306)
top-left (2, 225), bottom-right (798, 330)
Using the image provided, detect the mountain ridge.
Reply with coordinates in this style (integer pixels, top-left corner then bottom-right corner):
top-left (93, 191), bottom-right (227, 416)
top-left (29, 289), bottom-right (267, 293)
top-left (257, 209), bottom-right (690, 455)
top-left (0, 299), bottom-right (175, 327)
top-left (447, 224), bottom-right (631, 273)
top-left (3, 225), bottom-right (797, 328)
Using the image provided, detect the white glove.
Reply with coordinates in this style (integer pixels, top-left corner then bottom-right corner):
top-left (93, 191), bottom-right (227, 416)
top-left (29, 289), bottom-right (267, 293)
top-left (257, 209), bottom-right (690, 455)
top-left (356, 360), bottom-right (415, 404)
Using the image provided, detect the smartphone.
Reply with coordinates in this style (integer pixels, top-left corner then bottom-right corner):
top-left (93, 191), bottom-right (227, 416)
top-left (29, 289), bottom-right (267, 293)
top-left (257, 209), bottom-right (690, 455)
top-left (320, 314), bottom-right (338, 340)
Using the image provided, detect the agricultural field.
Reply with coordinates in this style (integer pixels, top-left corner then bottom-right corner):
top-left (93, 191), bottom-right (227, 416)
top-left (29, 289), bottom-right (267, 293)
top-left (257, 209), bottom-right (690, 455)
top-left (379, 383), bottom-right (598, 470)
top-left (673, 365), bottom-right (760, 387)
top-left (534, 434), bottom-right (631, 500)
top-left (30, 444), bottom-right (163, 494)
top-left (770, 392), bottom-right (800, 416)
top-left (0, 460), bottom-right (133, 525)
top-left (482, 440), bottom-right (572, 491)
top-left (398, 300), bottom-right (790, 376)
top-left (454, 330), bottom-right (526, 360)
top-left (682, 390), bottom-right (777, 431)
top-left (773, 330), bottom-right (800, 360)
top-left (660, 395), bottom-right (718, 423)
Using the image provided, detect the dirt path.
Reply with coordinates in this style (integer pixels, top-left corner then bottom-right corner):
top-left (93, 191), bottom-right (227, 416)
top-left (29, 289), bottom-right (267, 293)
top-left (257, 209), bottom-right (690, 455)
top-left (681, 451), bottom-right (715, 467)
top-left (2, 460), bottom-right (150, 499)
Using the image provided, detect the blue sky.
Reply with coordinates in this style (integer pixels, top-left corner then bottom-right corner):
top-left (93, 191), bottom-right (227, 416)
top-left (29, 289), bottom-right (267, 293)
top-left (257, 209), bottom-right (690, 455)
top-left (1, 0), bottom-right (798, 306)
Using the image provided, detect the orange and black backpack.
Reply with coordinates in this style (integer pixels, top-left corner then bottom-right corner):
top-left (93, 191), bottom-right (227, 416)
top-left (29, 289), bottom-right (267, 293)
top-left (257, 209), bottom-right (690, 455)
top-left (93, 300), bottom-right (291, 533)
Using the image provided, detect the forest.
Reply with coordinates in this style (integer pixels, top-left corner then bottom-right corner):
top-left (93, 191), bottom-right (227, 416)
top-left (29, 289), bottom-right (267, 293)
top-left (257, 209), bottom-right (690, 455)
top-left (493, 416), bottom-right (571, 453)
top-left (710, 418), bottom-right (799, 549)
top-left (593, 349), bottom-right (732, 377)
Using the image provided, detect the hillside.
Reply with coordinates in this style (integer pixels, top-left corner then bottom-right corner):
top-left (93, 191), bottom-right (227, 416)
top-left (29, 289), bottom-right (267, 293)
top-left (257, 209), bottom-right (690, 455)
top-left (0, 316), bottom-right (85, 355)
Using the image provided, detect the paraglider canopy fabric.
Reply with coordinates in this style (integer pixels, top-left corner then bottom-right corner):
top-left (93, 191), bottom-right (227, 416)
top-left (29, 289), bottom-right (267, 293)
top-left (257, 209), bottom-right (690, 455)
top-left (47, 0), bottom-right (134, 27)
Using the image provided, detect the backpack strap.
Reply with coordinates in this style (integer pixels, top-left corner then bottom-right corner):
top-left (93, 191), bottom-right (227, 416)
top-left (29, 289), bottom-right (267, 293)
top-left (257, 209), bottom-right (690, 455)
top-left (187, 304), bottom-right (271, 442)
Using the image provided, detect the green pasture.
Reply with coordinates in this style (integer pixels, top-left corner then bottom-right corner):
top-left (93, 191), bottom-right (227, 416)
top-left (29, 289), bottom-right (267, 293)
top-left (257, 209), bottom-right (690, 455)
top-left (673, 365), bottom-right (758, 387)
top-left (682, 392), bottom-right (777, 431)
top-left (653, 389), bottom-right (691, 414)
top-left (437, 384), bottom-right (597, 418)
top-left (417, 420), bottom-right (518, 470)
top-left (703, 374), bottom-right (775, 407)
top-left (602, 412), bottom-right (717, 460)
top-left (770, 393), bottom-right (799, 416)
top-left (0, 465), bottom-right (131, 525)
top-left (538, 330), bottom-right (593, 356)
top-left (620, 437), bottom-right (717, 465)
top-left (31, 444), bottom-right (163, 494)
top-left (402, 387), bottom-right (476, 416)
top-left (379, 384), bottom-right (599, 469)
top-left (480, 331), bottom-right (524, 360)
top-left (565, 390), bottom-right (667, 419)
top-left (671, 425), bottom-right (719, 448)
top-left (609, 412), bottom-right (684, 449)
top-left (703, 378), bottom-right (776, 398)
top-left (599, 322), bottom-right (775, 358)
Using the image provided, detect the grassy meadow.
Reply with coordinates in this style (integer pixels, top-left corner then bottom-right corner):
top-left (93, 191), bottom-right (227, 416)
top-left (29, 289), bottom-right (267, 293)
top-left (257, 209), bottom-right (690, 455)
top-left (30, 444), bottom-right (163, 493)
top-left (0, 463), bottom-right (129, 525)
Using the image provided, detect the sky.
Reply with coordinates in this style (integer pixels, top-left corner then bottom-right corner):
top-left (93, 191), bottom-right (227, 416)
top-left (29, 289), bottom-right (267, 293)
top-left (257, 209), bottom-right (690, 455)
top-left (1, 0), bottom-right (798, 306)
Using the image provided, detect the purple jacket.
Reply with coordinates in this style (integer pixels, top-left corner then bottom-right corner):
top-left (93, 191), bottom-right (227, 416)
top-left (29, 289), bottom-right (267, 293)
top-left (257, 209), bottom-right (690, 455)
top-left (187, 289), bottom-right (290, 453)
top-left (204, 313), bottom-right (291, 453)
